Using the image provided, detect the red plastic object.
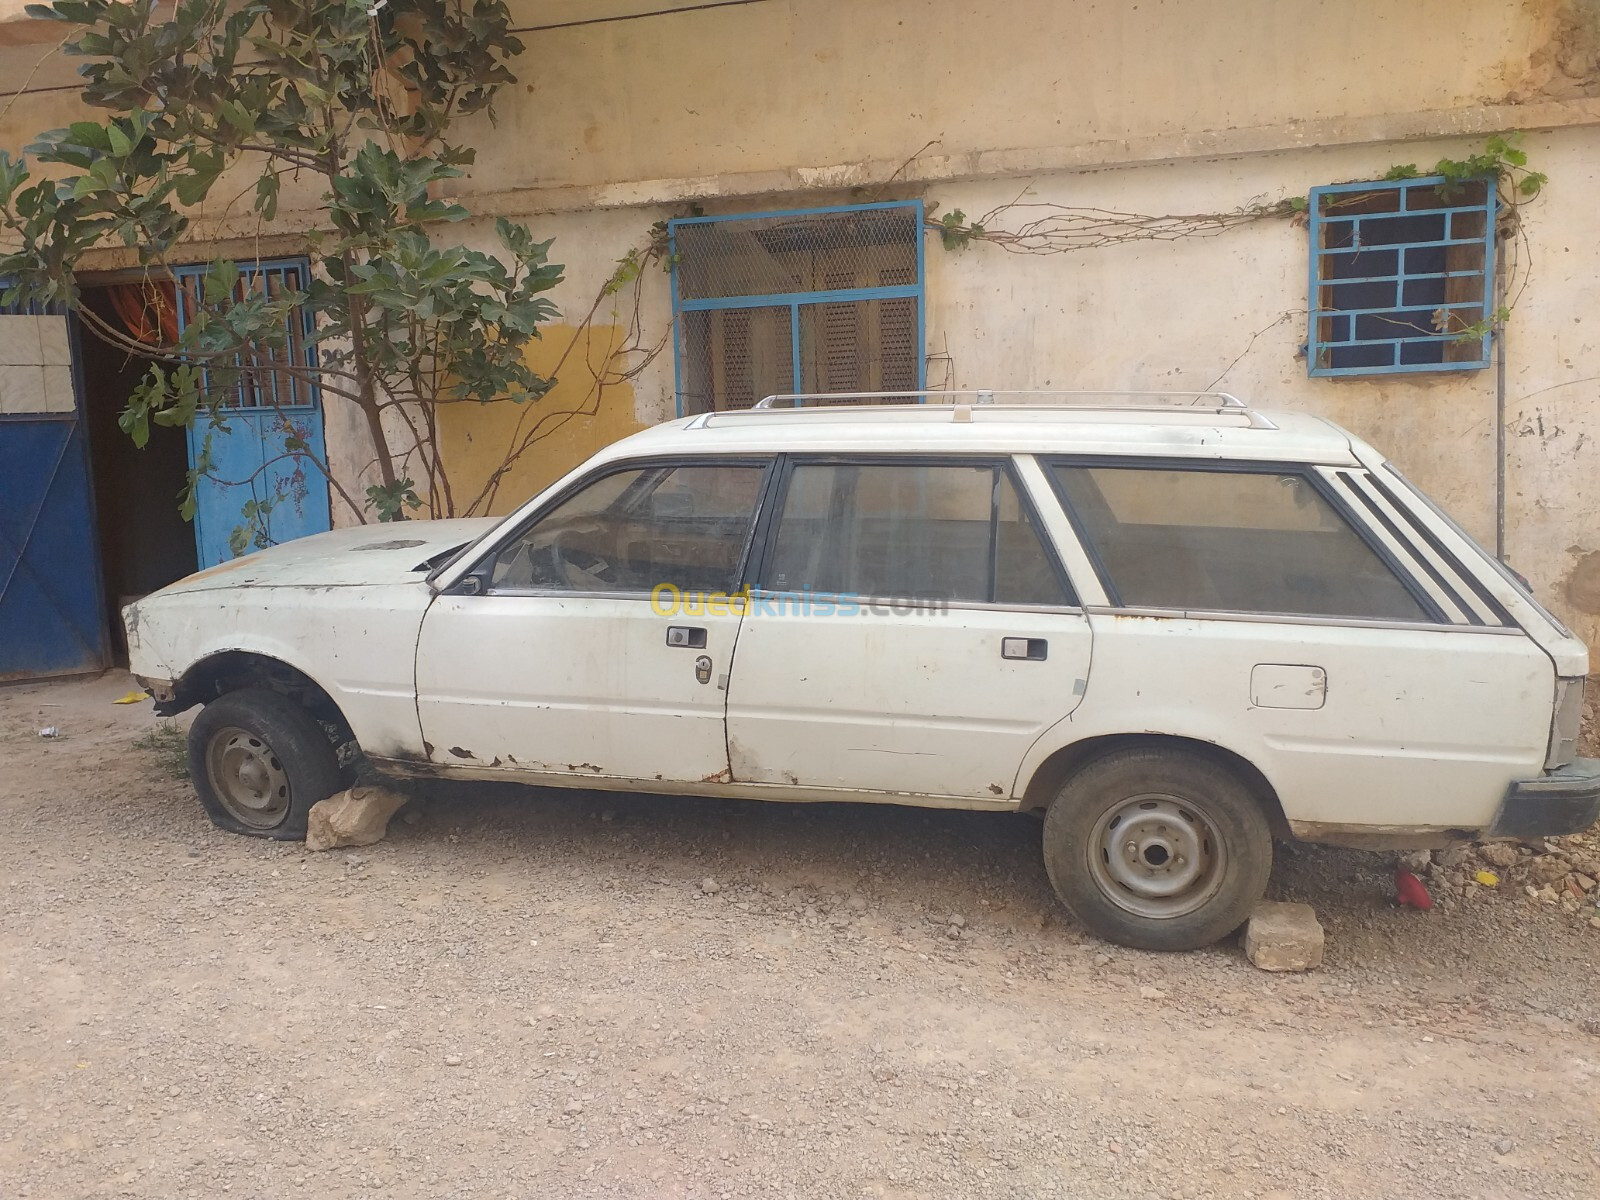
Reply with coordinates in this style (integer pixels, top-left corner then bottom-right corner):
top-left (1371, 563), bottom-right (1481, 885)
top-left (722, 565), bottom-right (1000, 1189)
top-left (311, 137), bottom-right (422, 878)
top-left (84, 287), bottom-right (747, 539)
top-left (1395, 867), bottom-right (1434, 910)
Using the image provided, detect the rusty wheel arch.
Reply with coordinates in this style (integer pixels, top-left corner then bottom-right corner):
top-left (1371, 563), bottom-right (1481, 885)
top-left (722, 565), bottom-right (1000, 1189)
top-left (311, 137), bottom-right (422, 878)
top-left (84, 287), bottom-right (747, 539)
top-left (1019, 733), bottom-right (1290, 840)
top-left (164, 651), bottom-right (355, 750)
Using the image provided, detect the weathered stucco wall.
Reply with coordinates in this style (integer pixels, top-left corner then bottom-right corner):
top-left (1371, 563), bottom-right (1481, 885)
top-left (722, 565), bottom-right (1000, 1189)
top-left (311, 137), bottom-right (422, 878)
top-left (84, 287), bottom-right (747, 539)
top-left (442, 123), bottom-right (1600, 641)
top-left (1, 0), bottom-right (1597, 641)
top-left (911, 127), bottom-right (1600, 647)
top-left (476, 0), bottom-right (1558, 194)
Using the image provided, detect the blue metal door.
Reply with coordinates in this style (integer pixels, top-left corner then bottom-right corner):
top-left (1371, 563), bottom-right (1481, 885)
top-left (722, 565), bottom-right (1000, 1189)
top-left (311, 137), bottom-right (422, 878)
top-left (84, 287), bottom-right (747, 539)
top-left (175, 260), bottom-right (331, 568)
top-left (0, 309), bottom-right (109, 680)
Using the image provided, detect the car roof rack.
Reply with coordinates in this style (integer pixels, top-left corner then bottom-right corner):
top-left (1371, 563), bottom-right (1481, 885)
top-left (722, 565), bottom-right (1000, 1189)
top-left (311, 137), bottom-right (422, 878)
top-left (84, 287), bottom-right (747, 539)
top-left (725, 390), bottom-right (1276, 430)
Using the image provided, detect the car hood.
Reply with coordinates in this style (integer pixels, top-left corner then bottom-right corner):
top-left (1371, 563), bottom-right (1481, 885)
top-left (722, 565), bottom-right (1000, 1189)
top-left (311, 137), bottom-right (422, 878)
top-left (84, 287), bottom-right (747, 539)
top-left (146, 518), bottom-right (502, 596)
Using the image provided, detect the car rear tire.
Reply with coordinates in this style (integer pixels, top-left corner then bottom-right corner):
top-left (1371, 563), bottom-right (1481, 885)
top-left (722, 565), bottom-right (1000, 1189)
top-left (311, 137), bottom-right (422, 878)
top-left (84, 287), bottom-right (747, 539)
top-left (188, 688), bottom-right (343, 840)
top-left (1042, 746), bottom-right (1273, 951)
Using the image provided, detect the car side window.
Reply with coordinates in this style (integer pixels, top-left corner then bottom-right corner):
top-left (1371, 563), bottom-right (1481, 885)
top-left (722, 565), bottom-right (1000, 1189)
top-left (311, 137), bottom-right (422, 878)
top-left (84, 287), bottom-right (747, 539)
top-left (762, 461), bottom-right (1072, 606)
top-left (490, 462), bottom-right (768, 594)
top-left (1050, 463), bottom-right (1431, 621)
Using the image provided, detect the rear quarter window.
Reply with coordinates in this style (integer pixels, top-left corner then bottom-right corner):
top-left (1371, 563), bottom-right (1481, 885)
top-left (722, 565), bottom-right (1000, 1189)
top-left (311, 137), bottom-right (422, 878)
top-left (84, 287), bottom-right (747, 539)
top-left (1051, 463), bottom-right (1432, 622)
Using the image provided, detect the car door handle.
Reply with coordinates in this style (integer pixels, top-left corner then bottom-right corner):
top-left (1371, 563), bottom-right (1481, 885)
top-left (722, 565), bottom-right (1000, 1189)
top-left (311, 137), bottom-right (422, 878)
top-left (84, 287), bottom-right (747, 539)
top-left (1001, 637), bottom-right (1048, 661)
top-left (666, 626), bottom-right (708, 648)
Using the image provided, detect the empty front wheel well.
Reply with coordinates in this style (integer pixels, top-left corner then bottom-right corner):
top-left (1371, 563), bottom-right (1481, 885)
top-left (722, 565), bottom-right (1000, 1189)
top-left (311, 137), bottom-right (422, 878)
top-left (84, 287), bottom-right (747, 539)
top-left (1020, 733), bottom-right (1290, 839)
top-left (170, 652), bottom-right (354, 746)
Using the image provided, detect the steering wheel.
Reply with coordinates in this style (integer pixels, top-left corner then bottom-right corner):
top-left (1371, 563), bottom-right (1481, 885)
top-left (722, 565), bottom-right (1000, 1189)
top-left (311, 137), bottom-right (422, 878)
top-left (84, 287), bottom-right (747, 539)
top-left (542, 528), bottom-right (619, 590)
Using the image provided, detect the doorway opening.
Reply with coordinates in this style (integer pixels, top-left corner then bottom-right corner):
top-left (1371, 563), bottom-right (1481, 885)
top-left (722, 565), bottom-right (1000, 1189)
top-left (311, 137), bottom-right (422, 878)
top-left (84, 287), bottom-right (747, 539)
top-left (77, 282), bottom-right (197, 663)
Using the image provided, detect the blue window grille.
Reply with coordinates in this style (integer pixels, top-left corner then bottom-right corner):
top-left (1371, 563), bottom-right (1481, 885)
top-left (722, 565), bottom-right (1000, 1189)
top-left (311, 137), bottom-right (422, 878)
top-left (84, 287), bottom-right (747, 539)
top-left (1308, 176), bottom-right (1495, 376)
top-left (670, 201), bottom-right (925, 414)
top-left (173, 258), bottom-right (320, 408)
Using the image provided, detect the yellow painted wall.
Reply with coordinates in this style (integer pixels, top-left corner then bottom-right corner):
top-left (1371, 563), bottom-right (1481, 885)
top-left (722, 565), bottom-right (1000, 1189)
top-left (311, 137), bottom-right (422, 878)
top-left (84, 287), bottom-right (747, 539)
top-left (433, 320), bottom-right (647, 517)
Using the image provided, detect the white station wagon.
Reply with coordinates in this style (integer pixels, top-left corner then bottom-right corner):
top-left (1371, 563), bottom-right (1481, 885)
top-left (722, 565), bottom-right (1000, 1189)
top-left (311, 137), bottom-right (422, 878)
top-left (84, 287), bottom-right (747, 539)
top-left (125, 393), bottom-right (1599, 950)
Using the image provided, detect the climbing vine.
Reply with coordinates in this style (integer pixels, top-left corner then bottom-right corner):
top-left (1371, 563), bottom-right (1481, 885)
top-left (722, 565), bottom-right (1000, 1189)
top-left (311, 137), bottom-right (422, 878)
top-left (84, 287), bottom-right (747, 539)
top-left (927, 134), bottom-right (1542, 347)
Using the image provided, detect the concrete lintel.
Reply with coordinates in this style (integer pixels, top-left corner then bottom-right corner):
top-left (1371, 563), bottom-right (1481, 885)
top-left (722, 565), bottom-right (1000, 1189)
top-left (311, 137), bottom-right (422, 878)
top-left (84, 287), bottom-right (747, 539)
top-left (454, 97), bottom-right (1600, 218)
top-left (60, 96), bottom-right (1600, 269)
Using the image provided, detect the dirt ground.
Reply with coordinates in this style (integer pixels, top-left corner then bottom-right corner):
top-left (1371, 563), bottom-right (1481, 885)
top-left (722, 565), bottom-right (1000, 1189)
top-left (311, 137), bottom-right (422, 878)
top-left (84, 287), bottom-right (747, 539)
top-left (3, 672), bottom-right (1600, 1200)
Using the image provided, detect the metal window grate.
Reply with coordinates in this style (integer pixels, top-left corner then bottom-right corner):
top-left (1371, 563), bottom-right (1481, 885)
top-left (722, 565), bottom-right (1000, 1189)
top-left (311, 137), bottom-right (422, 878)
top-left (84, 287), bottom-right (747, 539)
top-left (173, 259), bottom-right (319, 409)
top-left (1307, 176), bottom-right (1495, 377)
top-left (671, 202), bottom-right (925, 414)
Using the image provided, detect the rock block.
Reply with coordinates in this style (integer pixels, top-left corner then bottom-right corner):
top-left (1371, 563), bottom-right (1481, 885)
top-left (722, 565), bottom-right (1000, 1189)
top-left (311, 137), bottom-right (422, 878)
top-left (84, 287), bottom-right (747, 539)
top-left (305, 785), bottom-right (410, 852)
top-left (1242, 900), bottom-right (1324, 972)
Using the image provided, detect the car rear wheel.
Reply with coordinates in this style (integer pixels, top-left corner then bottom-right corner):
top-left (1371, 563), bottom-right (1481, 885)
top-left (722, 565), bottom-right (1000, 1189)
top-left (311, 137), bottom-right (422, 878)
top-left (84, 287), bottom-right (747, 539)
top-left (188, 688), bottom-right (342, 840)
top-left (1042, 746), bottom-right (1273, 951)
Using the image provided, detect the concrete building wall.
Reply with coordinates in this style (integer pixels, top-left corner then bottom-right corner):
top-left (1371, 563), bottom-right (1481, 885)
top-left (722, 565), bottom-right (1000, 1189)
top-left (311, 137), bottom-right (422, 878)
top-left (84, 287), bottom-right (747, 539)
top-left (2, 0), bottom-right (1598, 640)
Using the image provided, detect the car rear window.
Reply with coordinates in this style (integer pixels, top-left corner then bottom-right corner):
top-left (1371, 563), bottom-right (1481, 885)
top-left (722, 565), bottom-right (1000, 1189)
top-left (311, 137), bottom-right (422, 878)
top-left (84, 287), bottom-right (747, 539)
top-left (1051, 463), bottom-right (1431, 621)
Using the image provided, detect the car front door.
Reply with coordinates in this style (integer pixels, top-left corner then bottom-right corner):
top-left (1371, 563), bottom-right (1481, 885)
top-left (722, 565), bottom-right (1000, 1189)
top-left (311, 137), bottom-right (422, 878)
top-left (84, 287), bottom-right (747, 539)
top-left (414, 457), bottom-right (772, 784)
top-left (723, 456), bottom-right (1093, 801)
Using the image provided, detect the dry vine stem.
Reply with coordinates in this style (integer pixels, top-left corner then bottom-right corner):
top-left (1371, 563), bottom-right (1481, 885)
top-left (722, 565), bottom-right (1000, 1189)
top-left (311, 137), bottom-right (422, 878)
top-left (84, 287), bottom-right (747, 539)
top-left (931, 198), bottom-right (1297, 254)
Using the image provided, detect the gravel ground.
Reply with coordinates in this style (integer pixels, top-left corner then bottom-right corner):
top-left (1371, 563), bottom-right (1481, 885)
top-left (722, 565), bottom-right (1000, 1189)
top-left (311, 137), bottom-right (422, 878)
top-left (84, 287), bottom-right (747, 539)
top-left (4, 671), bottom-right (1600, 1200)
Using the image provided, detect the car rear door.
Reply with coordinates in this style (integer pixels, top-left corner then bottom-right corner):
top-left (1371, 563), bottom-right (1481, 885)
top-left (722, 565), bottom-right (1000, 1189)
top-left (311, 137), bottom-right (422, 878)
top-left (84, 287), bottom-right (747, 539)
top-left (723, 455), bottom-right (1092, 801)
top-left (414, 457), bottom-right (772, 784)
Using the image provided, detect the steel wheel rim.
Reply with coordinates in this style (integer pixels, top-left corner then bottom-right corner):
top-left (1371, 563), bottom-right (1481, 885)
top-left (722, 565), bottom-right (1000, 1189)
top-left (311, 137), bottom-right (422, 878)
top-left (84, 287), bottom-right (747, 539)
top-left (1086, 792), bottom-right (1227, 919)
top-left (205, 725), bottom-right (292, 829)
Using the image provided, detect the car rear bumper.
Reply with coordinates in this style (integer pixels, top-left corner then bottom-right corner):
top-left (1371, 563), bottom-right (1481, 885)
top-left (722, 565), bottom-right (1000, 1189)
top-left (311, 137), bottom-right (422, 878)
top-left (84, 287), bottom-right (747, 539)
top-left (1489, 757), bottom-right (1600, 839)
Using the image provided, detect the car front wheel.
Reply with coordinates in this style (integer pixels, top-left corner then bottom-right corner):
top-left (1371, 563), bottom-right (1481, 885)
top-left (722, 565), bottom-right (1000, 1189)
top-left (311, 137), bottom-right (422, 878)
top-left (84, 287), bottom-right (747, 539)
top-left (187, 688), bottom-right (343, 840)
top-left (1042, 746), bottom-right (1273, 951)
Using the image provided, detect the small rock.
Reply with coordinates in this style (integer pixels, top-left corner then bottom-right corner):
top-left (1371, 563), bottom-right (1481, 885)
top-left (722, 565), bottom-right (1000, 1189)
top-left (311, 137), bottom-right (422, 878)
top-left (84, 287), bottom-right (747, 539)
top-left (401, 804), bottom-right (424, 827)
top-left (444, 1055), bottom-right (462, 1067)
top-left (1535, 885), bottom-right (1559, 903)
top-left (1476, 843), bottom-right (1520, 870)
top-left (1242, 901), bottom-right (1325, 972)
top-left (1574, 873), bottom-right (1596, 892)
top-left (700, 877), bottom-right (721, 895)
top-left (305, 786), bottom-right (410, 852)
top-left (947, 913), bottom-right (966, 928)
top-left (1139, 986), bottom-right (1167, 1000)
top-left (846, 894), bottom-right (869, 913)
top-left (564, 1101), bottom-right (584, 1115)
top-left (1529, 856), bottom-right (1573, 886)
top-left (1496, 1138), bottom-right (1514, 1155)
top-left (1092, 953), bottom-right (1111, 967)
top-left (1436, 846), bottom-right (1472, 869)
top-left (361, 931), bottom-right (376, 943)
top-left (1399, 850), bottom-right (1432, 874)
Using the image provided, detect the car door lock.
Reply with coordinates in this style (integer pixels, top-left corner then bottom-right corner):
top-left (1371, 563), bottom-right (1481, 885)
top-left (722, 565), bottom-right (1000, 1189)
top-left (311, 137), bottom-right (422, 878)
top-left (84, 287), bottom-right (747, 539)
top-left (694, 654), bottom-right (713, 684)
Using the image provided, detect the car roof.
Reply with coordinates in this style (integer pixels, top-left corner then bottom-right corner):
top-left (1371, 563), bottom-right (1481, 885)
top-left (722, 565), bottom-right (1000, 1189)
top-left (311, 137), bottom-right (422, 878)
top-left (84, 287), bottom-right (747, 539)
top-left (598, 404), bottom-right (1363, 467)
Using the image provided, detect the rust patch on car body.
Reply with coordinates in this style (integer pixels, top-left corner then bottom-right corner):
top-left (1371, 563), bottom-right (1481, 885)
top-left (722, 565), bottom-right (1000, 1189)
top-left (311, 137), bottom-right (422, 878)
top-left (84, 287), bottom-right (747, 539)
top-left (1289, 820), bottom-right (1480, 851)
top-left (448, 746), bottom-right (475, 759)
